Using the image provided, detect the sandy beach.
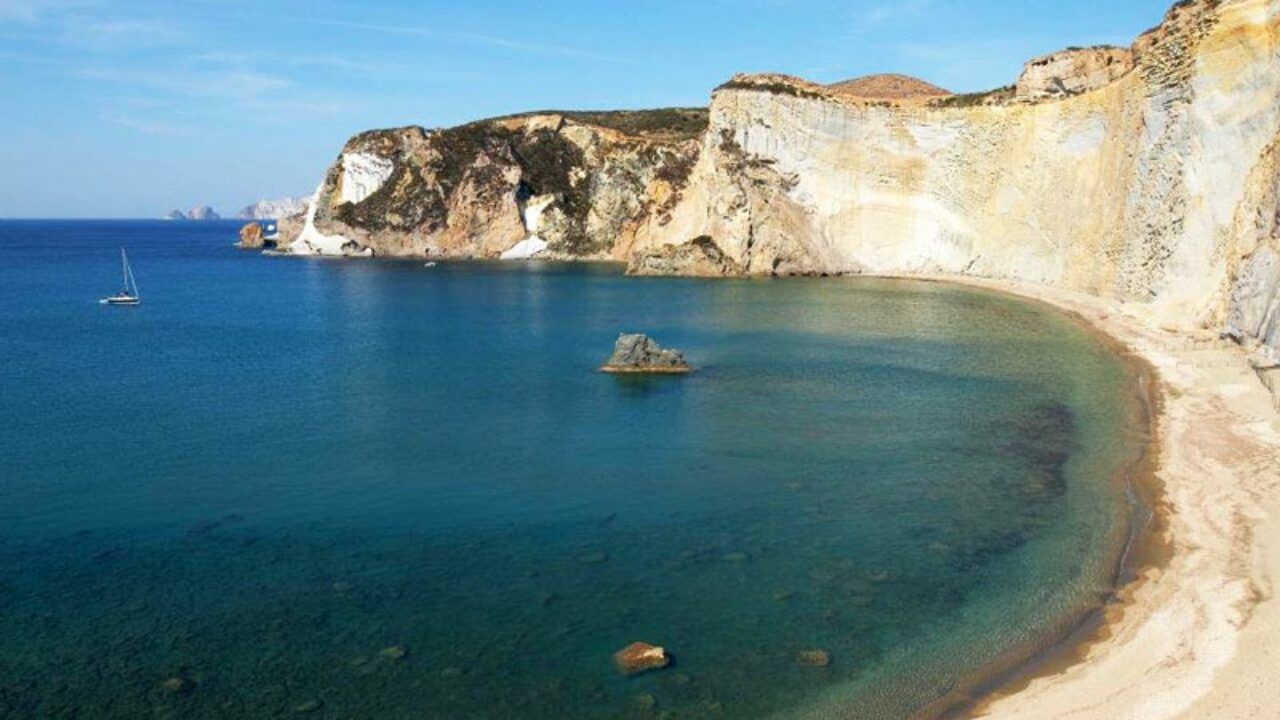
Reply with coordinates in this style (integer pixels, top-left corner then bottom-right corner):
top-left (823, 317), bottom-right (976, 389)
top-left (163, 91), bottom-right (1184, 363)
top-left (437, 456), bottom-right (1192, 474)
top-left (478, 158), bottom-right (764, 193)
top-left (908, 276), bottom-right (1280, 720)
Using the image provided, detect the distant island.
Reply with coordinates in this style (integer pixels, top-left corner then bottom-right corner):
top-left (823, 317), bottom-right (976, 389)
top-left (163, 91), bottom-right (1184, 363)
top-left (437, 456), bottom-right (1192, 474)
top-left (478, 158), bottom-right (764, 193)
top-left (164, 205), bottom-right (220, 221)
top-left (163, 196), bottom-right (309, 222)
top-left (235, 196), bottom-right (309, 221)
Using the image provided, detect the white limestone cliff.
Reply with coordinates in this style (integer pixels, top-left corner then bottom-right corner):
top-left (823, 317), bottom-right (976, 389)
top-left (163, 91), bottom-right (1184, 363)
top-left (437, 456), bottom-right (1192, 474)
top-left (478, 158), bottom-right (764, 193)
top-left (634, 0), bottom-right (1280, 362)
top-left (282, 0), bottom-right (1280, 371)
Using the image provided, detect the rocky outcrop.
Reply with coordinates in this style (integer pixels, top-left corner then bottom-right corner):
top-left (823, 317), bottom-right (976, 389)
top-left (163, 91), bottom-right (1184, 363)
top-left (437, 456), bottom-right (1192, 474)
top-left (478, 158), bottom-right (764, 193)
top-left (613, 642), bottom-right (671, 676)
top-left (164, 205), bottom-right (221, 221)
top-left (238, 222), bottom-right (264, 249)
top-left (236, 196), bottom-right (309, 220)
top-left (629, 236), bottom-right (743, 277)
top-left (186, 205), bottom-right (219, 221)
top-left (286, 0), bottom-right (1280, 383)
top-left (282, 110), bottom-right (706, 259)
top-left (1015, 46), bottom-right (1135, 101)
top-left (642, 0), bottom-right (1280, 364)
top-left (601, 334), bottom-right (691, 374)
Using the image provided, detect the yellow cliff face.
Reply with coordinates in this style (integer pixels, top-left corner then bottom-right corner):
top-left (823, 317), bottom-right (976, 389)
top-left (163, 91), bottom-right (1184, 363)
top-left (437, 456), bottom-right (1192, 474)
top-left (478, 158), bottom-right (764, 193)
top-left (284, 0), bottom-right (1278, 366)
top-left (634, 0), bottom-right (1279, 357)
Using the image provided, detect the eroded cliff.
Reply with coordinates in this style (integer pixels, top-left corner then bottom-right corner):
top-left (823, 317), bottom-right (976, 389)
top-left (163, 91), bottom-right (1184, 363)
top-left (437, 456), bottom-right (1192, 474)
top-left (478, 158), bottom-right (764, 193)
top-left (637, 0), bottom-right (1280, 365)
top-left (282, 0), bottom-right (1280, 366)
top-left (285, 110), bottom-right (705, 261)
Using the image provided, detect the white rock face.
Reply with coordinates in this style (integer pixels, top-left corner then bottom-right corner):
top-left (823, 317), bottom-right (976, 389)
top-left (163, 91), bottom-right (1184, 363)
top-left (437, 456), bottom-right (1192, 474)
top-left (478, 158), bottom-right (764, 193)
top-left (642, 0), bottom-right (1280, 348)
top-left (236, 196), bottom-right (310, 220)
top-left (1016, 47), bottom-right (1135, 101)
top-left (290, 184), bottom-right (353, 256)
top-left (501, 194), bottom-right (556, 260)
top-left (340, 152), bottom-right (394, 205)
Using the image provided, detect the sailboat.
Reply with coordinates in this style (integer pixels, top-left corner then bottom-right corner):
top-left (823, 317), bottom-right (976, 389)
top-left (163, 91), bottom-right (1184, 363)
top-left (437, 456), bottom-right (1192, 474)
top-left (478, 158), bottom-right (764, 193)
top-left (100, 248), bottom-right (141, 306)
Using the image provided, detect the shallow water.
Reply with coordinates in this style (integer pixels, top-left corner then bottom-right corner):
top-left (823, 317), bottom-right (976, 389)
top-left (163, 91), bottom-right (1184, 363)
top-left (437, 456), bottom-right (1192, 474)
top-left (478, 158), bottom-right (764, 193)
top-left (0, 221), bottom-right (1148, 719)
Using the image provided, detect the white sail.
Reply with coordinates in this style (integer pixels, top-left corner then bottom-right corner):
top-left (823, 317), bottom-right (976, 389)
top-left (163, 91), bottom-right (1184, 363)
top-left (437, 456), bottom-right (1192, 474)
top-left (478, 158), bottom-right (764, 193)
top-left (122, 249), bottom-right (140, 298)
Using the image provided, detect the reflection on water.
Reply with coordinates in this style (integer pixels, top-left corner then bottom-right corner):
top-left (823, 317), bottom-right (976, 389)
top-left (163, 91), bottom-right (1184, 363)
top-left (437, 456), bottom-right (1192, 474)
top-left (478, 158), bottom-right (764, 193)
top-left (0, 222), bottom-right (1145, 719)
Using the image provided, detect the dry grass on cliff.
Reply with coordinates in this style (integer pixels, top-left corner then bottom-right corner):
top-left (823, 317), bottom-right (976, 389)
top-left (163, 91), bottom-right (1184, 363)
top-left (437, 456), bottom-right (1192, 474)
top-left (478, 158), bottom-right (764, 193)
top-left (490, 108), bottom-right (709, 142)
top-left (827, 74), bottom-right (953, 100)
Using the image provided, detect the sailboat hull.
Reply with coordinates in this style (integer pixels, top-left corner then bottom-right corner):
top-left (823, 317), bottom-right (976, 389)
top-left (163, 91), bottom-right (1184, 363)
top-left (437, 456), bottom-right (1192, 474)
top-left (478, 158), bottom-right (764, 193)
top-left (101, 296), bottom-right (141, 306)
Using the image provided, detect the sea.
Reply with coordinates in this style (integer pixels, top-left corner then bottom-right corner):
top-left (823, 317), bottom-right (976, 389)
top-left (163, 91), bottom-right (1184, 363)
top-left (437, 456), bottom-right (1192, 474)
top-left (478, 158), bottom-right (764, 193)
top-left (0, 220), bottom-right (1151, 719)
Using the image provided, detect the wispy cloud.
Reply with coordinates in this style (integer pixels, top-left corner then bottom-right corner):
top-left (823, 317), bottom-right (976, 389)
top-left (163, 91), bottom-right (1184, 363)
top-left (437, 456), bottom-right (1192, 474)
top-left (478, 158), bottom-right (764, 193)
top-left (0, 0), bottom-right (95, 23)
top-left (101, 112), bottom-right (193, 136)
top-left (78, 65), bottom-right (290, 98)
top-left (861, 0), bottom-right (939, 26)
top-left (65, 16), bottom-right (188, 48)
top-left (300, 17), bottom-right (634, 65)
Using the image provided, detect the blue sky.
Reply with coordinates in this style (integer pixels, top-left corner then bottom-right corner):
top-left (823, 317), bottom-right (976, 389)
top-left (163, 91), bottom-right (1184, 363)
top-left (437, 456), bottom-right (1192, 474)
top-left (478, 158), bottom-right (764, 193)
top-left (0, 0), bottom-right (1172, 218)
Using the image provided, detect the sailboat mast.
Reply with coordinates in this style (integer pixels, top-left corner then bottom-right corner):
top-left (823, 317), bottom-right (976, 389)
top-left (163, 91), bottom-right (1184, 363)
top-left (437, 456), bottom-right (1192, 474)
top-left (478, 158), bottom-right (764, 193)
top-left (120, 247), bottom-right (139, 298)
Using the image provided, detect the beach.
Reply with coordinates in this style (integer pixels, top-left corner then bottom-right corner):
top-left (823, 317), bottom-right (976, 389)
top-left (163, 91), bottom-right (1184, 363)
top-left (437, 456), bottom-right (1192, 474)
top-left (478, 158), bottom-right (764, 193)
top-left (915, 276), bottom-right (1280, 720)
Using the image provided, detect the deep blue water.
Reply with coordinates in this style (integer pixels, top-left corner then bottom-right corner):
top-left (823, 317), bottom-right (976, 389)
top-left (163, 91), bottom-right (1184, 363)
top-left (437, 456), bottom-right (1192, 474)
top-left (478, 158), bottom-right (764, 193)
top-left (0, 221), bottom-right (1148, 719)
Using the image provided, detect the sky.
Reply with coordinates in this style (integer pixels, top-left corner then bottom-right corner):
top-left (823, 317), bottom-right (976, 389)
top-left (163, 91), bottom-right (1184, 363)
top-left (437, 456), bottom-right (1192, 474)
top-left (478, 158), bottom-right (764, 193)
top-left (0, 0), bottom-right (1173, 219)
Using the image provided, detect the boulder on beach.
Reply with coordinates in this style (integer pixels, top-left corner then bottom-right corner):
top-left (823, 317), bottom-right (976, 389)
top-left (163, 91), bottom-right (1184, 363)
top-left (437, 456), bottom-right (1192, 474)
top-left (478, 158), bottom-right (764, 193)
top-left (614, 642), bottom-right (671, 676)
top-left (601, 334), bottom-right (691, 375)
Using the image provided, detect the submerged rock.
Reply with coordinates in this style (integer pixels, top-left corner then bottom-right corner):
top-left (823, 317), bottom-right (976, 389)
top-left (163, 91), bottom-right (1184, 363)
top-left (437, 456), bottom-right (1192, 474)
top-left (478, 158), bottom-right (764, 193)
top-left (379, 645), bottom-right (408, 661)
top-left (796, 649), bottom-right (831, 667)
top-left (601, 334), bottom-right (691, 375)
top-left (614, 642), bottom-right (671, 676)
top-left (160, 676), bottom-right (194, 695)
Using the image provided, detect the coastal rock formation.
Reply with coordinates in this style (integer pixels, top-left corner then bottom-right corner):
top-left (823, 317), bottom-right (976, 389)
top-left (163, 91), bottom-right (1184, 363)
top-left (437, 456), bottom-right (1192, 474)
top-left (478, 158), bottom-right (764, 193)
top-left (613, 642), bottom-right (671, 676)
top-left (287, 0), bottom-right (1280, 390)
top-left (236, 196), bottom-right (310, 220)
top-left (602, 334), bottom-right (691, 374)
top-left (238, 222), bottom-right (264, 249)
top-left (165, 205), bottom-right (221, 221)
top-left (1015, 46), bottom-right (1135, 101)
top-left (643, 0), bottom-right (1280, 366)
top-left (630, 236), bottom-right (743, 277)
top-left (280, 110), bottom-right (706, 259)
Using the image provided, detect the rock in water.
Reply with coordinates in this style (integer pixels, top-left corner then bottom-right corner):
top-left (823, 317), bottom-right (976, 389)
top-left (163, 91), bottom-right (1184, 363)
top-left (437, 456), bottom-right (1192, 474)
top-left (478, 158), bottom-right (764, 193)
top-left (601, 334), bottom-right (691, 375)
top-left (796, 649), bottom-right (831, 667)
top-left (160, 676), bottom-right (194, 695)
top-left (614, 642), bottom-right (671, 676)
top-left (238, 222), bottom-right (265, 250)
top-left (186, 205), bottom-right (220, 221)
top-left (379, 645), bottom-right (408, 661)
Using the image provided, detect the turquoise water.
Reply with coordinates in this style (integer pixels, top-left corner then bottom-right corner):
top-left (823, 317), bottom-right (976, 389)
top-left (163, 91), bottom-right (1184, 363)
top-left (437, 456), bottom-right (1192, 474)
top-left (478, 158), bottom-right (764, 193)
top-left (0, 221), bottom-right (1149, 719)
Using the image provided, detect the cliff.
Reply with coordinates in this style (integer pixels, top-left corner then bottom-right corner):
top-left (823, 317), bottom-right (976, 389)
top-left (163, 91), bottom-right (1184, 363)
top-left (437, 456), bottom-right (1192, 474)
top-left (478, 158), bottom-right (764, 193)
top-left (236, 196), bottom-right (310, 220)
top-left (638, 0), bottom-right (1280, 366)
top-left (283, 110), bottom-right (706, 260)
top-left (282, 0), bottom-right (1280, 367)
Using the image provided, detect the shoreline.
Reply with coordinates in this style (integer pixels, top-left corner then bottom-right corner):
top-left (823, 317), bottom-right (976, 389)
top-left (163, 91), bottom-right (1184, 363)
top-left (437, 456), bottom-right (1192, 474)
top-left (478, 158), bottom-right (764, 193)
top-left (888, 274), bottom-right (1280, 720)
